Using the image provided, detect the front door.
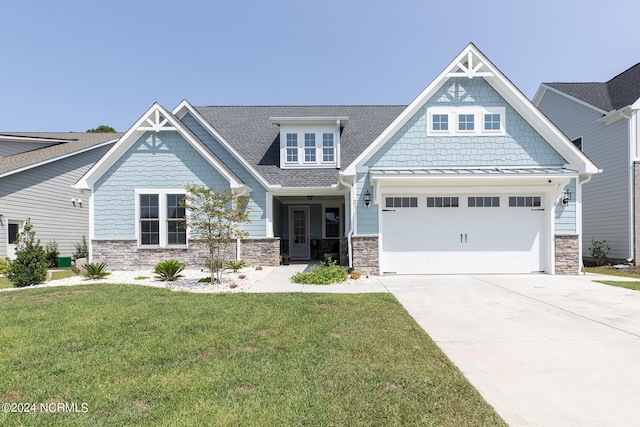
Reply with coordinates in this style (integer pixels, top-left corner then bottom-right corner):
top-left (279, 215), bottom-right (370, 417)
top-left (289, 206), bottom-right (310, 260)
top-left (7, 221), bottom-right (22, 260)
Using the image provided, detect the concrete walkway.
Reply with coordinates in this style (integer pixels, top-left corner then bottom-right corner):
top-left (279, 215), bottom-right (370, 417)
top-left (247, 263), bottom-right (389, 293)
top-left (381, 274), bottom-right (640, 427)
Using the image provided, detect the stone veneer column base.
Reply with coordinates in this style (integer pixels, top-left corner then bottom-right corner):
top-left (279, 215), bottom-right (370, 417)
top-left (555, 234), bottom-right (579, 274)
top-left (351, 235), bottom-right (379, 276)
top-left (92, 238), bottom-right (281, 270)
top-left (239, 238), bottom-right (280, 266)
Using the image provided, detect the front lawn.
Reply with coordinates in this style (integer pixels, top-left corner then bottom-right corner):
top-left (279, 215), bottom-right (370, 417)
top-left (0, 286), bottom-right (505, 426)
top-left (585, 267), bottom-right (640, 291)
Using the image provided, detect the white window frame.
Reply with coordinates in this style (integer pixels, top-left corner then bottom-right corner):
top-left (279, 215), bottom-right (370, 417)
top-left (135, 188), bottom-right (187, 248)
top-left (322, 133), bottom-right (335, 163)
top-left (278, 124), bottom-right (339, 168)
top-left (427, 106), bottom-right (505, 136)
top-left (304, 133), bottom-right (316, 163)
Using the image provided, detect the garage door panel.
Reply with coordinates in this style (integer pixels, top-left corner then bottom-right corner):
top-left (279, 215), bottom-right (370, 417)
top-left (380, 194), bottom-right (545, 274)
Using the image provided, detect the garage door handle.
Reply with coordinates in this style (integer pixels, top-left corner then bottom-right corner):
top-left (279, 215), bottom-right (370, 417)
top-left (460, 233), bottom-right (463, 243)
top-left (465, 233), bottom-right (467, 243)
top-left (382, 209), bottom-right (395, 212)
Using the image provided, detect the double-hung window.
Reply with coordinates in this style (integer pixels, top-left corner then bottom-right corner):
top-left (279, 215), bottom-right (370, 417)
top-left (286, 134), bottom-right (298, 163)
top-left (322, 133), bottom-right (334, 162)
top-left (138, 191), bottom-right (186, 247)
top-left (304, 133), bottom-right (316, 162)
top-left (432, 114), bottom-right (449, 131)
top-left (484, 113), bottom-right (501, 131)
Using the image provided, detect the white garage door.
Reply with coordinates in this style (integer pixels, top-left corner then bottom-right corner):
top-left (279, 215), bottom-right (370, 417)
top-left (380, 195), bottom-right (545, 274)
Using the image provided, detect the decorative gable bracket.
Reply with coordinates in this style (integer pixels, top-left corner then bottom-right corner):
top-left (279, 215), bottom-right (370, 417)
top-left (137, 110), bottom-right (176, 132)
top-left (446, 50), bottom-right (494, 79)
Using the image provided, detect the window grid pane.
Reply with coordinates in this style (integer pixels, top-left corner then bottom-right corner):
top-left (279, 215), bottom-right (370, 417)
top-left (322, 134), bottom-right (334, 162)
top-left (426, 196), bottom-right (459, 208)
top-left (304, 133), bottom-right (316, 162)
top-left (433, 114), bottom-right (449, 131)
top-left (385, 197), bottom-right (418, 208)
top-left (509, 196), bottom-right (541, 207)
top-left (484, 113), bottom-right (501, 130)
top-left (459, 114), bottom-right (475, 131)
top-left (467, 196), bottom-right (500, 207)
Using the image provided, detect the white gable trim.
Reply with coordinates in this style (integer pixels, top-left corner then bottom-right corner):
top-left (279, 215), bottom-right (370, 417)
top-left (0, 139), bottom-right (118, 180)
top-left (344, 43), bottom-right (599, 176)
top-left (172, 100), bottom-right (272, 190)
top-left (533, 84), bottom-right (609, 115)
top-left (75, 103), bottom-right (247, 191)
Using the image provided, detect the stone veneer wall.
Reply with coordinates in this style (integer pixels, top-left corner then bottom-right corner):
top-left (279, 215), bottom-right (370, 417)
top-left (92, 238), bottom-right (280, 270)
top-left (351, 235), bottom-right (379, 275)
top-left (555, 234), bottom-right (579, 274)
top-left (634, 162), bottom-right (640, 265)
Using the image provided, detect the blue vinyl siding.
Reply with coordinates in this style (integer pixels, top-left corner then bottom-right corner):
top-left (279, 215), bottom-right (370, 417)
top-left (555, 179), bottom-right (577, 234)
top-left (366, 77), bottom-right (566, 168)
top-left (180, 113), bottom-right (269, 236)
top-left (356, 172), bottom-right (378, 234)
top-left (94, 131), bottom-right (230, 239)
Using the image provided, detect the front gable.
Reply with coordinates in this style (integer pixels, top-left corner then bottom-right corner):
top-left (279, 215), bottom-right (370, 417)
top-left (366, 77), bottom-right (566, 168)
top-left (345, 43), bottom-right (599, 176)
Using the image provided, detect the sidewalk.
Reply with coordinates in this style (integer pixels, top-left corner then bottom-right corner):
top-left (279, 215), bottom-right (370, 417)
top-left (247, 263), bottom-right (389, 293)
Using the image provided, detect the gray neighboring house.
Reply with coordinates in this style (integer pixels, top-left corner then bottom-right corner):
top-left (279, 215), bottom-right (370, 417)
top-left (534, 63), bottom-right (640, 262)
top-left (0, 132), bottom-right (121, 260)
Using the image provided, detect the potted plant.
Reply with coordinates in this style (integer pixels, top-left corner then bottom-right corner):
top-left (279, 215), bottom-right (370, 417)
top-left (282, 252), bottom-right (290, 265)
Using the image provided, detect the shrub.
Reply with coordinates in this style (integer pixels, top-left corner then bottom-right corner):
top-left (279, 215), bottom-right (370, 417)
top-left (198, 277), bottom-right (218, 283)
top-left (154, 259), bottom-right (185, 281)
top-left (73, 235), bottom-right (89, 260)
top-left (83, 262), bottom-right (110, 280)
top-left (291, 262), bottom-right (348, 285)
top-left (0, 258), bottom-right (8, 275)
top-left (45, 239), bottom-right (60, 268)
top-left (350, 270), bottom-right (361, 280)
top-left (225, 260), bottom-right (245, 272)
top-left (7, 219), bottom-right (48, 287)
top-left (589, 240), bottom-right (611, 266)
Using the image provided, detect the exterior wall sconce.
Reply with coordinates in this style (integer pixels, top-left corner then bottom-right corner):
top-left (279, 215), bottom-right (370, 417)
top-left (364, 190), bottom-right (372, 208)
top-left (562, 189), bottom-right (572, 207)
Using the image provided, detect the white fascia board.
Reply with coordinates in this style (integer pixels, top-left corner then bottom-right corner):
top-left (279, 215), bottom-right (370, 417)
top-left (0, 139), bottom-right (118, 180)
top-left (270, 186), bottom-right (345, 197)
top-left (172, 100), bottom-right (272, 190)
top-left (269, 117), bottom-right (349, 126)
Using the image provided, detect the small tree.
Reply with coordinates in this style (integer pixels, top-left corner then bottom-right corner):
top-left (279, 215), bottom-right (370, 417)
top-left (86, 125), bottom-right (116, 133)
top-left (181, 185), bottom-right (250, 284)
top-left (45, 238), bottom-right (59, 268)
top-left (7, 219), bottom-right (48, 287)
top-left (73, 235), bottom-right (89, 260)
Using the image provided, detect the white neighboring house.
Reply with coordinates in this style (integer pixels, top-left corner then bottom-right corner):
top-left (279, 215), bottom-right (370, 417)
top-left (0, 132), bottom-right (121, 260)
top-left (534, 62), bottom-right (640, 262)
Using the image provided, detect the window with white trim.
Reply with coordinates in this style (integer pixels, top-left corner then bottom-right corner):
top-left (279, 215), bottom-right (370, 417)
top-left (427, 107), bottom-right (505, 135)
top-left (304, 133), bottom-right (316, 162)
top-left (322, 133), bottom-right (334, 162)
top-left (458, 114), bottom-right (475, 131)
top-left (286, 134), bottom-right (298, 163)
top-left (324, 206), bottom-right (341, 238)
top-left (138, 190), bottom-right (186, 247)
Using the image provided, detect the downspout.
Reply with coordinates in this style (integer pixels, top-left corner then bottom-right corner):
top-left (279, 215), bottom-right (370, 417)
top-left (338, 172), bottom-right (354, 269)
top-left (578, 175), bottom-right (593, 273)
top-left (625, 109), bottom-right (636, 263)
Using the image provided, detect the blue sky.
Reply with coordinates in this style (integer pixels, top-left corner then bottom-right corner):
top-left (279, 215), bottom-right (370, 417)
top-left (2, 0), bottom-right (639, 132)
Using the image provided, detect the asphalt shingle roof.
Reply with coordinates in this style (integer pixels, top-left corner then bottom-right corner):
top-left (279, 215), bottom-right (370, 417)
top-left (546, 62), bottom-right (640, 111)
top-left (0, 132), bottom-right (121, 177)
top-left (193, 105), bottom-right (406, 187)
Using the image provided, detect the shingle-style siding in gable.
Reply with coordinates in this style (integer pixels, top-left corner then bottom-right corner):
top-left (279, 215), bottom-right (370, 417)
top-left (180, 113), bottom-right (266, 236)
top-left (555, 178), bottom-right (577, 234)
top-left (92, 131), bottom-right (248, 239)
top-left (537, 88), bottom-right (630, 258)
top-left (366, 78), bottom-right (566, 168)
top-left (0, 145), bottom-right (111, 258)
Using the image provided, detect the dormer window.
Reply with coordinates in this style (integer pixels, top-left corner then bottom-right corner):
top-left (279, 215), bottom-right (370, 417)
top-left (427, 107), bottom-right (505, 136)
top-left (271, 116), bottom-right (348, 169)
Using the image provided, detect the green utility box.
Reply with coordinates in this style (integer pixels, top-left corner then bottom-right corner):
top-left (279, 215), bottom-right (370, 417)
top-left (56, 257), bottom-right (72, 268)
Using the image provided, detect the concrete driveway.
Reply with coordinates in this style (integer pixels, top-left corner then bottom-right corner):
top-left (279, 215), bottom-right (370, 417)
top-left (381, 274), bottom-right (640, 427)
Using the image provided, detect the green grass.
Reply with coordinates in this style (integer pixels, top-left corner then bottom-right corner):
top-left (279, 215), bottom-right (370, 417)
top-left (585, 266), bottom-right (640, 279)
top-left (50, 270), bottom-right (77, 281)
top-left (593, 280), bottom-right (640, 291)
top-left (0, 276), bottom-right (10, 289)
top-left (0, 286), bottom-right (505, 426)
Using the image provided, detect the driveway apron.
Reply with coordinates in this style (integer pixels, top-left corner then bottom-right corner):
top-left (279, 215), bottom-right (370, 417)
top-left (382, 274), bottom-right (640, 427)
